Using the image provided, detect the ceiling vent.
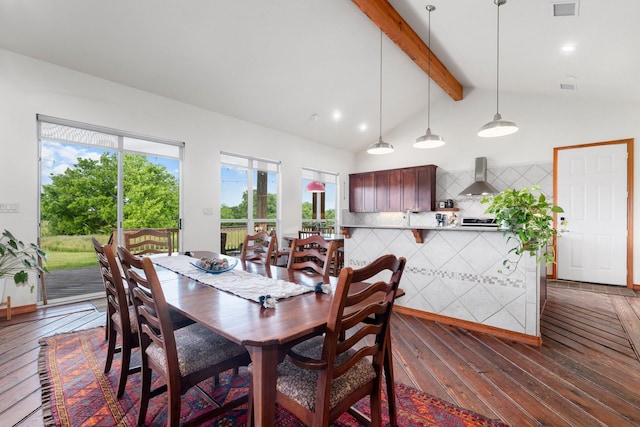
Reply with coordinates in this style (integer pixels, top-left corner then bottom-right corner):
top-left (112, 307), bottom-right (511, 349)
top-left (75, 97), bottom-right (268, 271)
top-left (560, 83), bottom-right (576, 90)
top-left (550, 1), bottom-right (579, 17)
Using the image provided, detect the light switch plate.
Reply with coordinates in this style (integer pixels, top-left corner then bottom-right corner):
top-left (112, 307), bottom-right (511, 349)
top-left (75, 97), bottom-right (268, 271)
top-left (0, 202), bottom-right (19, 213)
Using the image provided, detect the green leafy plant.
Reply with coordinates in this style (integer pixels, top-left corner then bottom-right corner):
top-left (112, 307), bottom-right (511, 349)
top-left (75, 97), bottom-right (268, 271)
top-left (0, 229), bottom-right (48, 292)
top-left (481, 185), bottom-right (565, 272)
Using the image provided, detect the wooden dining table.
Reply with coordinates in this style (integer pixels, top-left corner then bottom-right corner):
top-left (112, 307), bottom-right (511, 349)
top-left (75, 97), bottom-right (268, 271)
top-left (151, 251), bottom-right (400, 427)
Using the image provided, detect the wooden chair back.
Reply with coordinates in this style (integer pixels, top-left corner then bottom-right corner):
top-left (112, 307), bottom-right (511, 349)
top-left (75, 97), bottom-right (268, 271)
top-left (240, 230), bottom-right (276, 266)
top-left (220, 232), bottom-right (227, 255)
top-left (270, 232), bottom-right (290, 267)
top-left (92, 236), bottom-right (138, 398)
top-left (119, 249), bottom-right (250, 426)
top-left (118, 246), bottom-right (160, 358)
top-left (92, 239), bottom-right (129, 322)
top-left (287, 234), bottom-right (336, 280)
top-left (273, 254), bottom-right (407, 426)
top-left (124, 228), bottom-right (172, 256)
top-left (298, 229), bottom-right (320, 239)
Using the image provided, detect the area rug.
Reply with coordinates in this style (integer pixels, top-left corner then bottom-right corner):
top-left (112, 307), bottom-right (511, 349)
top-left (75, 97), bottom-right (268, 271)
top-left (38, 327), bottom-right (509, 426)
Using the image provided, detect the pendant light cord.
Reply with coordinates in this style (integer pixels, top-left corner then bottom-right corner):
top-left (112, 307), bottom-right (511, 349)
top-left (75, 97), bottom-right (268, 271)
top-left (427, 7), bottom-right (432, 129)
top-left (379, 29), bottom-right (383, 139)
top-left (495, 0), bottom-right (501, 115)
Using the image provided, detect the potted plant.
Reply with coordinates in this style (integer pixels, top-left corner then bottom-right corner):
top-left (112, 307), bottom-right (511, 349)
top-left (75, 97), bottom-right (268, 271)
top-left (481, 185), bottom-right (565, 272)
top-left (0, 229), bottom-right (48, 294)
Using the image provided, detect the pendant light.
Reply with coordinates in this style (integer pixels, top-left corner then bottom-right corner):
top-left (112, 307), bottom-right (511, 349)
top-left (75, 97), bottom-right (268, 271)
top-left (414, 5), bottom-right (445, 149)
top-left (478, 0), bottom-right (518, 137)
top-left (367, 30), bottom-right (394, 155)
top-left (305, 114), bottom-right (326, 192)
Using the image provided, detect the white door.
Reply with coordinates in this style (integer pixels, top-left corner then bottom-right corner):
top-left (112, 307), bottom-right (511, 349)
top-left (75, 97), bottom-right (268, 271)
top-left (556, 143), bottom-right (628, 286)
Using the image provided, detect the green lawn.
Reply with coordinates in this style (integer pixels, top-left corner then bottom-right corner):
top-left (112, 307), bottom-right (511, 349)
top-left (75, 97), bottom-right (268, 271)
top-left (40, 234), bottom-right (110, 271)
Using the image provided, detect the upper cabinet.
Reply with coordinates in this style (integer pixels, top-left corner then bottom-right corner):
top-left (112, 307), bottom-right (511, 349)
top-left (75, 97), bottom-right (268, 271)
top-left (349, 165), bottom-right (436, 212)
top-left (349, 172), bottom-right (375, 213)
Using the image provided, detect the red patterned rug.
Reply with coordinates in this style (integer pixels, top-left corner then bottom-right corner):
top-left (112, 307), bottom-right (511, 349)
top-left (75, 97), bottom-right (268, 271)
top-left (38, 327), bottom-right (509, 426)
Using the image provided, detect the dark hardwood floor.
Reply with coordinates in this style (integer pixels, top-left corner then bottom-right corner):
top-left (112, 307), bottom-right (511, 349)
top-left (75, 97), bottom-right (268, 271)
top-left (2, 285), bottom-right (640, 426)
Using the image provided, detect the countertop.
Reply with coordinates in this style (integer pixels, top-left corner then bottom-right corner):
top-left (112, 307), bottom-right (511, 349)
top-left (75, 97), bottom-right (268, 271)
top-left (341, 224), bottom-right (500, 232)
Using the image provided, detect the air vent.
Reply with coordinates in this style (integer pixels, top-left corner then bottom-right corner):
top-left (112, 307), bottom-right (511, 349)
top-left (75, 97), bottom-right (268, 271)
top-left (560, 83), bottom-right (576, 90)
top-left (550, 1), bottom-right (579, 17)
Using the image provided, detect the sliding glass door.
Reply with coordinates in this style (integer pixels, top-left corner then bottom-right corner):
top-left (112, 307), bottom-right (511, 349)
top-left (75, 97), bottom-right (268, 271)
top-left (38, 116), bottom-right (182, 303)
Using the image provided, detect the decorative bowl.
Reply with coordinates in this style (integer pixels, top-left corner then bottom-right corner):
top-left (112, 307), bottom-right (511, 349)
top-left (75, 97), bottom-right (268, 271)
top-left (190, 256), bottom-right (238, 274)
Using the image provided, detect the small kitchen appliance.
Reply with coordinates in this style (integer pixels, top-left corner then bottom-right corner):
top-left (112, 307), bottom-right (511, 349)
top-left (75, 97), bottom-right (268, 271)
top-left (460, 217), bottom-right (498, 227)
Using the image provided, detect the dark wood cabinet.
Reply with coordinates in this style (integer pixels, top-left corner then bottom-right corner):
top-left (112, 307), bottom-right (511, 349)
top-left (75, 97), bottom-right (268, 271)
top-left (416, 165), bottom-right (436, 211)
top-left (349, 165), bottom-right (436, 212)
top-left (375, 170), bottom-right (389, 212)
top-left (388, 169), bottom-right (402, 211)
top-left (349, 172), bottom-right (375, 212)
top-left (401, 168), bottom-right (417, 212)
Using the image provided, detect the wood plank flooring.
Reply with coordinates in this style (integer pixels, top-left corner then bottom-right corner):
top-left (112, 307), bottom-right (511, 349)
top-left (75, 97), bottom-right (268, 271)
top-left (2, 286), bottom-right (640, 426)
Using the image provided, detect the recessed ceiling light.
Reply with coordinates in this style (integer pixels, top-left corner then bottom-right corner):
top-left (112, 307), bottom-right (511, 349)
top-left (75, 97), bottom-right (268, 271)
top-left (332, 110), bottom-right (342, 121)
top-left (359, 123), bottom-right (368, 131)
top-left (561, 44), bottom-right (576, 52)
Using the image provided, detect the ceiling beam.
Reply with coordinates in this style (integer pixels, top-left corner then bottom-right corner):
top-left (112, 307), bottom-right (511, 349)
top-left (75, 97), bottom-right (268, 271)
top-left (351, 0), bottom-right (463, 101)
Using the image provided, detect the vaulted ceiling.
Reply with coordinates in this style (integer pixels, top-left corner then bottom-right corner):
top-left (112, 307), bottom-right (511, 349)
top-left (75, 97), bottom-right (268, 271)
top-left (0, 0), bottom-right (638, 153)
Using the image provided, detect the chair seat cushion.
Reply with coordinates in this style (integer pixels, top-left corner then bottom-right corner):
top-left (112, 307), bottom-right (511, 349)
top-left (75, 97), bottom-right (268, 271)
top-left (146, 323), bottom-right (247, 377)
top-left (112, 305), bottom-right (138, 333)
top-left (273, 336), bottom-right (376, 412)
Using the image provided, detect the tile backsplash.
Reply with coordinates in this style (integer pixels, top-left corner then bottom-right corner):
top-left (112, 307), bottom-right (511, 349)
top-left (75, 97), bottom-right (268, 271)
top-left (343, 161), bottom-right (554, 227)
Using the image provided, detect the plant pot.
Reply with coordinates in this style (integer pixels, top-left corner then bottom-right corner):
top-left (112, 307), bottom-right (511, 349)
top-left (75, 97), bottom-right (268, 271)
top-left (0, 277), bottom-right (11, 320)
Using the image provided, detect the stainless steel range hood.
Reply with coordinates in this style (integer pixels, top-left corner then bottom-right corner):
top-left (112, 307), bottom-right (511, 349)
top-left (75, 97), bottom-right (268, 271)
top-left (459, 157), bottom-right (498, 196)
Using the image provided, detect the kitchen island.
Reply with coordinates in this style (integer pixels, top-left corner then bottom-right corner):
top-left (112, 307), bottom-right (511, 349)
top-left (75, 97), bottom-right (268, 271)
top-left (341, 224), bottom-right (545, 345)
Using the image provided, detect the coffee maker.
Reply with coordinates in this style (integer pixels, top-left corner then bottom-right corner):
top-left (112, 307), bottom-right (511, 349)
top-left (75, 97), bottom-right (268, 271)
top-left (435, 213), bottom-right (447, 227)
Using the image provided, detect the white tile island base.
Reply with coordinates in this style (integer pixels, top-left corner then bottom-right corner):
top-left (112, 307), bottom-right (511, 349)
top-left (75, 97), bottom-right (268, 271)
top-left (344, 226), bottom-right (545, 346)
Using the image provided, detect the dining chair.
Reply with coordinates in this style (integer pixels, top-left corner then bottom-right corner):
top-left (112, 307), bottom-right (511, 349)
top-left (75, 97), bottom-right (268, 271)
top-left (124, 228), bottom-right (173, 256)
top-left (269, 232), bottom-right (290, 267)
top-left (118, 248), bottom-right (251, 427)
top-left (220, 232), bottom-right (228, 255)
top-left (287, 234), bottom-right (337, 280)
top-left (91, 236), bottom-right (140, 399)
top-left (248, 254), bottom-right (407, 427)
top-left (240, 230), bottom-right (276, 267)
top-left (298, 229), bottom-right (320, 239)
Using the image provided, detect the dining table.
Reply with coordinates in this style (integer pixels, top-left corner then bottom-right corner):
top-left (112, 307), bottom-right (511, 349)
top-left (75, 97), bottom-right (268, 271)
top-left (149, 251), bottom-right (400, 427)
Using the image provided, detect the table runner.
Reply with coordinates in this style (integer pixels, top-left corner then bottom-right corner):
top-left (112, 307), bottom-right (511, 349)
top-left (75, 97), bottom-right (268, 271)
top-left (152, 255), bottom-right (313, 304)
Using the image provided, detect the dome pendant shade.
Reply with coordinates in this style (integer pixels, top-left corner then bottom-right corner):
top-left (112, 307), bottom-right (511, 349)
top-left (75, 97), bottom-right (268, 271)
top-left (305, 181), bottom-right (325, 193)
top-left (367, 136), bottom-right (395, 155)
top-left (367, 30), bottom-right (394, 155)
top-left (415, 5), bottom-right (445, 149)
top-left (478, 113), bottom-right (519, 137)
top-left (478, 0), bottom-right (518, 138)
top-left (414, 128), bottom-right (445, 148)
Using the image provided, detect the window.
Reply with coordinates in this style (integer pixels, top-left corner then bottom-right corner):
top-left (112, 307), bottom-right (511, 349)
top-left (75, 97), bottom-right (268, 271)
top-left (301, 168), bottom-right (338, 232)
top-left (220, 153), bottom-right (280, 253)
top-left (38, 114), bottom-right (183, 302)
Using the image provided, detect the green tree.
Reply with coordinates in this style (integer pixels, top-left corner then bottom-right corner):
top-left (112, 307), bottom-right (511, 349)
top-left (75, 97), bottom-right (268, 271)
top-left (302, 202), bottom-right (313, 219)
top-left (232, 190), bottom-right (277, 219)
top-left (41, 153), bottom-right (178, 235)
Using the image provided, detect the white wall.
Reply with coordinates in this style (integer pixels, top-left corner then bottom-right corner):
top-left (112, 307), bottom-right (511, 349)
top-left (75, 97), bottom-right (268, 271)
top-left (354, 88), bottom-right (640, 284)
top-left (0, 49), bottom-right (355, 307)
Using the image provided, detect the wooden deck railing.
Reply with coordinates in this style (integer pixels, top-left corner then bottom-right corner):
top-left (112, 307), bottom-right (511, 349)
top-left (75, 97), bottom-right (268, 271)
top-left (109, 228), bottom-right (180, 252)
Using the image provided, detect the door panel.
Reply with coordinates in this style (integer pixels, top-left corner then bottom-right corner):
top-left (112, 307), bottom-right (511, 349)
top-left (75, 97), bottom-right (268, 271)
top-left (556, 143), bottom-right (627, 286)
